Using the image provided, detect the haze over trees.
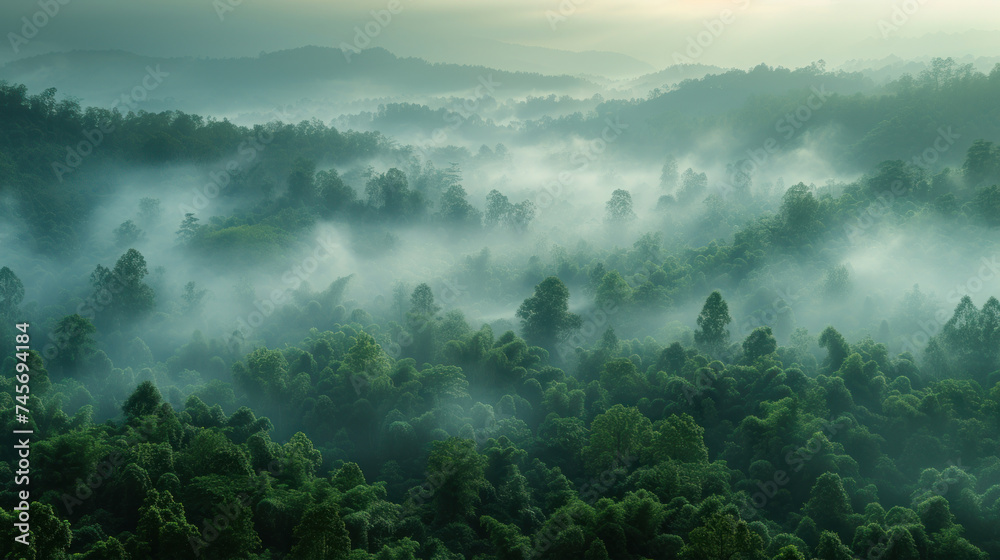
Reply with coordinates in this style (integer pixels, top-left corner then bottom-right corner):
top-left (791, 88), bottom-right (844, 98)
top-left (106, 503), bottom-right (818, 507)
top-left (2, 43), bottom-right (1000, 560)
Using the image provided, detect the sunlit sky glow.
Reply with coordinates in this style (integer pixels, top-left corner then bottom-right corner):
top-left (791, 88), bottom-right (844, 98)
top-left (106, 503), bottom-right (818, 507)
top-left (0, 0), bottom-right (997, 71)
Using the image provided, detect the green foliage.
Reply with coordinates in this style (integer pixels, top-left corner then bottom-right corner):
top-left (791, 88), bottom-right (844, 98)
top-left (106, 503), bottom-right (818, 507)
top-left (410, 284), bottom-right (441, 317)
top-left (345, 332), bottom-right (391, 377)
top-left (90, 248), bottom-right (156, 329)
top-left (819, 326), bottom-right (850, 372)
top-left (134, 489), bottom-right (200, 560)
top-left (928, 296), bottom-right (1000, 383)
top-left (176, 213), bottom-right (202, 244)
top-left (193, 224), bottom-right (295, 261)
top-left (963, 139), bottom-right (1000, 187)
top-left (651, 413), bottom-right (709, 464)
top-left (0, 502), bottom-right (72, 560)
top-left (484, 189), bottom-right (535, 231)
top-left (424, 437), bottom-right (488, 524)
top-left (973, 185), bottom-right (1000, 226)
top-left (480, 515), bottom-right (531, 560)
top-left (680, 512), bottom-right (763, 560)
top-left (814, 530), bottom-right (852, 560)
top-left (0, 266), bottom-right (25, 319)
top-left (771, 545), bottom-right (805, 560)
top-left (438, 183), bottom-right (482, 229)
top-left (49, 314), bottom-right (97, 375)
top-left (803, 473), bottom-right (853, 536)
top-left (742, 326), bottom-right (777, 364)
top-left (6, 65), bottom-right (1000, 560)
top-left (677, 168), bottom-right (708, 203)
top-left (113, 220), bottom-right (145, 248)
top-left (777, 183), bottom-right (820, 244)
top-left (605, 189), bottom-right (636, 226)
top-left (595, 271), bottom-right (632, 310)
top-left (583, 404), bottom-right (650, 473)
top-left (234, 347), bottom-right (289, 401)
top-left (123, 380), bottom-right (163, 421)
top-left (660, 156), bottom-right (679, 190)
top-left (289, 501), bottom-right (351, 560)
top-left (694, 291), bottom-right (731, 356)
top-left (517, 276), bottom-right (582, 352)
top-left (365, 168), bottom-right (425, 221)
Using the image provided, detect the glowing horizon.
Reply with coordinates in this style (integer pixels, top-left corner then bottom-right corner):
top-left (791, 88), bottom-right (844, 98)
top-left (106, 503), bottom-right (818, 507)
top-left (0, 0), bottom-right (997, 72)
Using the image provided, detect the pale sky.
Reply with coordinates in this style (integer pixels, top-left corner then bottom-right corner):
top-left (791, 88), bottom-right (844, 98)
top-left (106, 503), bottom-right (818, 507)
top-left (1, 0), bottom-right (998, 70)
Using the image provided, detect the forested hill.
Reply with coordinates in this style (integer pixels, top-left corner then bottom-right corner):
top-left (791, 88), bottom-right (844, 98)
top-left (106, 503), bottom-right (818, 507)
top-left (2, 61), bottom-right (1000, 559)
top-left (526, 59), bottom-right (1000, 170)
top-left (0, 81), bottom-right (398, 255)
top-left (0, 47), bottom-right (601, 118)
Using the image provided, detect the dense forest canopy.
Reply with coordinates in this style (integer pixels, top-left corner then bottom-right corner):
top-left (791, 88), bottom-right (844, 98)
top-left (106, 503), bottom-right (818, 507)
top-left (2, 52), bottom-right (1000, 560)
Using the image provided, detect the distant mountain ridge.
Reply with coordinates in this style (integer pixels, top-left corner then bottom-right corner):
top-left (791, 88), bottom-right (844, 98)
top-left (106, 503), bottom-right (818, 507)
top-left (375, 34), bottom-right (657, 78)
top-left (0, 46), bottom-right (608, 119)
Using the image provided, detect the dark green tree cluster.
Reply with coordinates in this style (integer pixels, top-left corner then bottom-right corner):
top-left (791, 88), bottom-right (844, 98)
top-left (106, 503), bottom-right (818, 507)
top-left (3, 285), bottom-right (999, 560)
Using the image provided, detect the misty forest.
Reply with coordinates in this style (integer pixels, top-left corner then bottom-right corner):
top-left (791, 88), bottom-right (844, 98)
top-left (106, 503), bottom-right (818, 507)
top-left (3, 6), bottom-right (1000, 560)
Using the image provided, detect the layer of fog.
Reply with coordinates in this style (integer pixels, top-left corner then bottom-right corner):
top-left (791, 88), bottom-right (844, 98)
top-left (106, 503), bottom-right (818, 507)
top-left (9, 120), bottom-right (992, 375)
